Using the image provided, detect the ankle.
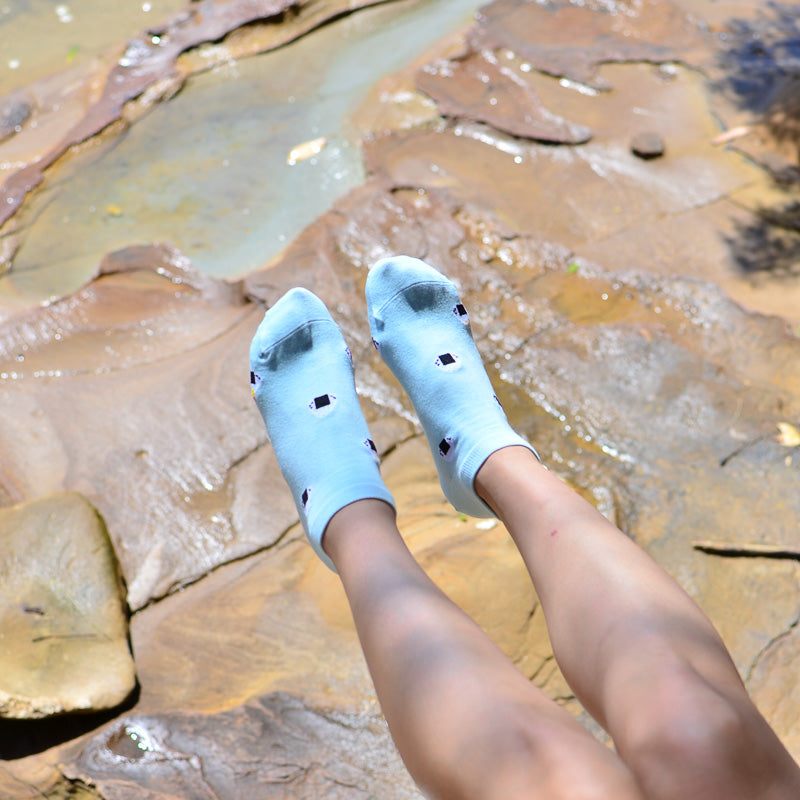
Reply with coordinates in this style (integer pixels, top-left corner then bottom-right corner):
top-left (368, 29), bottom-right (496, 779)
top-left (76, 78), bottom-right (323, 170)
top-left (474, 446), bottom-right (544, 517)
top-left (322, 498), bottom-right (398, 565)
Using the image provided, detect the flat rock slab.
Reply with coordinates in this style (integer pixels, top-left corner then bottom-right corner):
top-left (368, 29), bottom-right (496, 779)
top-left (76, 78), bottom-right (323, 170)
top-left (0, 247), bottom-right (294, 611)
top-left (0, 492), bottom-right (135, 718)
top-left (64, 692), bottom-right (421, 800)
top-left (416, 50), bottom-right (592, 143)
top-left (470, 0), bottom-right (708, 90)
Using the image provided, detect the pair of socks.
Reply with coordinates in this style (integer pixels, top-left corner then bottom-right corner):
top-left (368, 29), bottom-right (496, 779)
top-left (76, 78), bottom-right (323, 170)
top-left (249, 256), bottom-right (538, 571)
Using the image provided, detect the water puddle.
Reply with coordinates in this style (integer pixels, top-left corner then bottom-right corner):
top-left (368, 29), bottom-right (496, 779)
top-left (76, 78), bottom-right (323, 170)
top-left (2, 0), bottom-right (483, 310)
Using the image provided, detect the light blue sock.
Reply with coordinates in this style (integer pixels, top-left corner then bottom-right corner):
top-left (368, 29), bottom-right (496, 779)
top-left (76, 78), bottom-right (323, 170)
top-left (250, 288), bottom-right (395, 571)
top-left (366, 256), bottom-right (539, 518)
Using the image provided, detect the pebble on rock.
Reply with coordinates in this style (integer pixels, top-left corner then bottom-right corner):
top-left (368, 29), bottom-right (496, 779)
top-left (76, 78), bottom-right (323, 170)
top-left (0, 92), bottom-right (33, 143)
top-left (631, 131), bottom-right (666, 159)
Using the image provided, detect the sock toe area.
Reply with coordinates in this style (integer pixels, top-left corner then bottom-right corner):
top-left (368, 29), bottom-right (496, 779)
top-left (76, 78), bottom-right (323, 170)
top-left (366, 255), bottom-right (455, 317)
top-left (249, 287), bottom-right (335, 369)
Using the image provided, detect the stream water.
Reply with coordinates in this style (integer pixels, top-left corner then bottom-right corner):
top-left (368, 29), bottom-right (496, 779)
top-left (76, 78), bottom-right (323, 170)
top-left (1, 0), bottom-right (483, 309)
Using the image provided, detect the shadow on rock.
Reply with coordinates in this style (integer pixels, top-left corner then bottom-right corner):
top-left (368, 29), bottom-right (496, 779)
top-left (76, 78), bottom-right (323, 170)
top-left (0, 688), bottom-right (138, 761)
top-left (714, 2), bottom-right (800, 115)
top-left (713, 4), bottom-right (800, 274)
top-left (714, 2), bottom-right (800, 179)
top-left (727, 200), bottom-right (800, 275)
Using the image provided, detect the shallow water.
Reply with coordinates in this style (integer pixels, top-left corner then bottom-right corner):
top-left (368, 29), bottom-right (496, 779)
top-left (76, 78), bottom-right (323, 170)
top-left (2, 0), bottom-right (482, 308)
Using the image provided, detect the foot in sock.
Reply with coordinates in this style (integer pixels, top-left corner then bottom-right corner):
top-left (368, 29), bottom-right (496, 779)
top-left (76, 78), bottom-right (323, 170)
top-left (250, 288), bottom-right (395, 570)
top-left (366, 255), bottom-right (539, 518)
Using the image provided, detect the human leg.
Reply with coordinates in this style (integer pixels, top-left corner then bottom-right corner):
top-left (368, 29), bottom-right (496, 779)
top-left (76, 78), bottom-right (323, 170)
top-left (323, 498), bottom-right (644, 800)
top-left (366, 255), bottom-right (800, 800)
top-left (250, 288), bottom-right (643, 800)
top-left (475, 447), bottom-right (800, 800)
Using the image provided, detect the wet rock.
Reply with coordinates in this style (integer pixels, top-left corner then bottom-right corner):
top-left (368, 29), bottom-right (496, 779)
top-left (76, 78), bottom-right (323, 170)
top-left (0, 0), bottom-right (297, 225)
top-left (64, 692), bottom-right (421, 799)
top-left (631, 131), bottom-right (665, 159)
top-left (0, 492), bottom-right (135, 718)
top-left (417, 50), bottom-right (592, 143)
top-left (0, 246), bottom-right (292, 610)
top-left (470, 0), bottom-right (708, 90)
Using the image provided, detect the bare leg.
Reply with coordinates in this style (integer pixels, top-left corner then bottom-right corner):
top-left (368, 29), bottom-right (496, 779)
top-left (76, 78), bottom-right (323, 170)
top-left (475, 446), bottom-right (800, 800)
top-left (250, 285), bottom-right (641, 798)
top-left (322, 499), bottom-right (645, 800)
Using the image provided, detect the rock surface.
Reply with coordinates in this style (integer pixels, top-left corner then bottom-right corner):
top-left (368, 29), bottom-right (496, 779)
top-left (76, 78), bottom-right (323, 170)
top-left (64, 693), bottom-right (418, 800)
top-left (417, 50), bottom-right (593, 143)
top-left (0, 0), bottom-right (411, 229)
top-left (0, 0), bottom-right (799, 797)
top-left (0, 245), bottom-right (284, 612)
top-left (0, 492), bottom-right (136, 719)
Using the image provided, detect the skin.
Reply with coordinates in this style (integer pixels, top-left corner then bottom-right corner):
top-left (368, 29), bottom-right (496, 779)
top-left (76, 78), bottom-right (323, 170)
top-left (321, 446), bottom-right (800, 800)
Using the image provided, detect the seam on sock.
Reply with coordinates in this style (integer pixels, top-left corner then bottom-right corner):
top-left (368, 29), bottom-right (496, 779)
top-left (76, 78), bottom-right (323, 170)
top-left (371, 278), bottom-right (454, 317)
top-left (255, 316), bottom-right (338, 356)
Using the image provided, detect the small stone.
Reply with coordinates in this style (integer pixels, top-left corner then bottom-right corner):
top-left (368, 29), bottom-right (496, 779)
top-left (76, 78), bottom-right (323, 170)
top-left (0, 492), bottom-right (136, 718)
top-left (0, 92), bottom-right (33, 143)
top-left (631, 131), bottom-right (665, 159)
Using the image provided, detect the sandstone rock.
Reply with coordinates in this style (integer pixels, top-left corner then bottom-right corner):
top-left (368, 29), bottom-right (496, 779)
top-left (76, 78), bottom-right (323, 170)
top-left (0, 492), bottom-right (136, 718)
top-left (65, 693), bottom-right (422, 799)
top-left (417, 50), bottom-right (592, 143)
top-left (0, 248), bottom-right (295, 611)
top-left (470, 0), bottom-right (708, 90)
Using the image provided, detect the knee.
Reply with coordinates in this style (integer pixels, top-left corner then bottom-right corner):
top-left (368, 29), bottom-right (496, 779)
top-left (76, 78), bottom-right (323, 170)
top-left (618, 666), bottom-right (756, 790)
top-left (443, 714), bottom-right (637, 800)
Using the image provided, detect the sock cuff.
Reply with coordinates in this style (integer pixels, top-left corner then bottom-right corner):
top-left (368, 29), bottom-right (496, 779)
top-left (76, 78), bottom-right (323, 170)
top-left (457, 430), bottom-right (542, 518)
top-left (306, 482), bottom-right (396, 571)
